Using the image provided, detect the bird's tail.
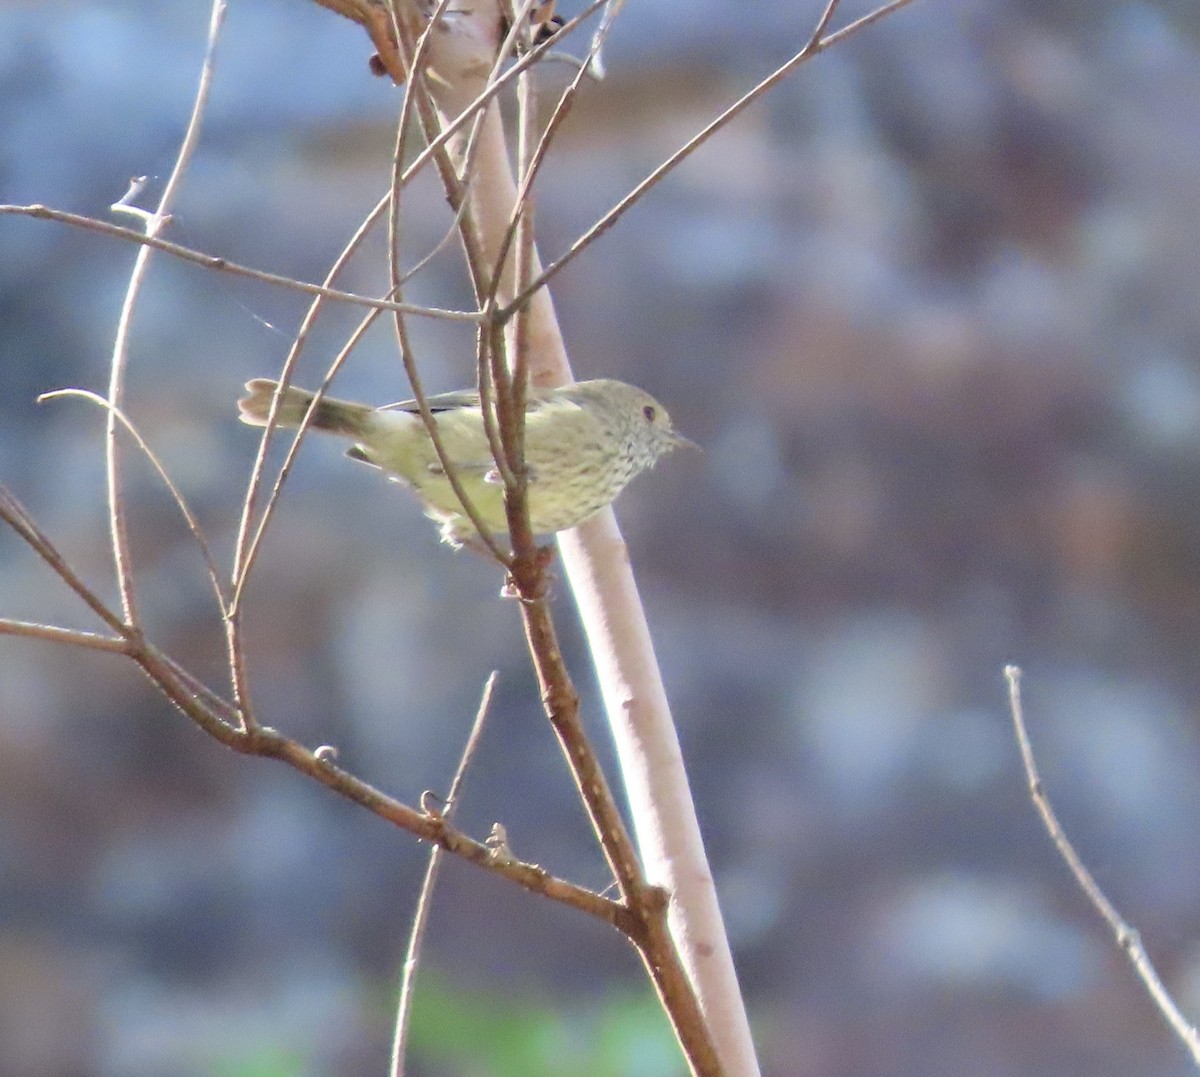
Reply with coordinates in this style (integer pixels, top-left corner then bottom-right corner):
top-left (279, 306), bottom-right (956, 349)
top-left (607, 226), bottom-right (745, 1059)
top-left (237, 379), bottom-right (373, 436)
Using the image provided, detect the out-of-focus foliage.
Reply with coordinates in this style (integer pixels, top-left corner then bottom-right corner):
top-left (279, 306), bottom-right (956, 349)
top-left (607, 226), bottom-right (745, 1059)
top-left (407, 976), bottom-right (683, 1077)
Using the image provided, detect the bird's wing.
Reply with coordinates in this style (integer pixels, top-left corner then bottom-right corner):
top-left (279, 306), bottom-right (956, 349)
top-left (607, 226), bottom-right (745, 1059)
top-left (345, 443), bottom-right (493, 476)
top-left (378, 386), bottom-right (578, 415)
top-left (379, 389), bottom-right (482, 414)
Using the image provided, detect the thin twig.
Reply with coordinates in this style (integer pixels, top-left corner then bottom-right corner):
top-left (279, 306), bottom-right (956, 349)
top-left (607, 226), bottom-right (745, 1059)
top-left (387, 0), bottom-right (456, 280)
top-left (509, 63), bottom-right (536, 464)
top-left (387, 10), bottom-right (489, 283)
top-left (1004, 666), bottom-right (1200, 1066)
top-left (0, 205), bottom-right (481, 323)
top-left (484, 0), bottom-right (618, 327)
top-left (473, 321), bottom-right (518, 494)
top-left (0, 496), bottom-right (246, 734)
top-left (390, 671), bottom-right (499, 1077)
top-left (0, 486), bottom-right (128, 636)
top-left (103, 0), bottom-right (227, 627)
top-left (496, 0), bottom-right (542, 68)
top-left (506, 0), bottom-right (919, 316)
top-left (153, 646), bottom-right (243, 726)
top-left (585, 0), bottom-right (627, 79)
top-left (235, 310), bottom-right (388, 616)
top-left (492, 46), bottom-right (541, 558)
top-left (0, 619), bottom-right (129, 654)
top-left (227, 193), bottom-right (400, 729)
top-left (39, 388), bottom-right (228, 619)
top-left (230, 192), bottom-right (390, 604)
top-left (383, 0), bottom-right (510, 564)
top-left (808, 0), bottom-right (844, 45)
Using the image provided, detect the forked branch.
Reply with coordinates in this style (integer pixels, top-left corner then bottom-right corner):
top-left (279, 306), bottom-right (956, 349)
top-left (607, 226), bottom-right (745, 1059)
top-left (0, 484), bottom-right (633, 932)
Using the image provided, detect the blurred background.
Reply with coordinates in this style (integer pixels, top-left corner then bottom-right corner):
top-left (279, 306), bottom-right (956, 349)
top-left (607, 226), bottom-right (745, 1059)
top-left (3, 0), bottom-right (1200, 1074)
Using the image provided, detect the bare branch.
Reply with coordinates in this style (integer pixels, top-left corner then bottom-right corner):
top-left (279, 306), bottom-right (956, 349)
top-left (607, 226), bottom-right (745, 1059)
top-left (387, 0), bottom-right (457, 281)
top-left (585, 0), bottom-right (627, 80)
top-left (0, 619), bottom-right (129, 654)
top-left (483, 0), bottom-right (619, 324)
top-left (136, 651), bottom-right (630, 929)
top-left (1005, 666), bottom-right (1200, 1065)
top-left (807, 0), bottom-right (844, 47)
top-left (0, 491), bottom-right (621, 926)
top-left (229, 191), bottom-right (390, 608)
top-left (486, 20), bottom-right (543, 557)
top-left (0, 486), bottom-right (127, 636)
top-left (381, 0), bottom-right (512, 564)
top-left (234, 314), bottom-right (386, 614)
top-left (390, 671), bottom-right (499, 1077)
top-left (507, 0), bottom-right (920, 315)
top-left (39, 388), bottom-right (228, 620)
top-left (0, 204), bottom-right (481, 323)
top-left (103, 0), bottom-right (228, 627)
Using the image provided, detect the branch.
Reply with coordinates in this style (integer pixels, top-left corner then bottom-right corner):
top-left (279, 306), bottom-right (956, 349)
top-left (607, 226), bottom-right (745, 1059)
top-left (383, 0), bottom-right (513, 564)
top-left (39, 388), bottom-right (228, 620)
top-left (0, 486), bottom-right (127, 636)
top-left (103, 0), bottom-right (227, 627)
top-left (1005, 666), bottom-right (1200, 1066)
top-left (507, 0), bottom-right (919, 315)
top-left (0, 491), bottom-right (630, 929)
top-left (0, 619), bottom-right (129, 654)
top-left (390, 672), bottom-right (498, 1077)
top-left (0, 204), bottom-right (481, 323)
top-left (1, 457), bottom-right (638, 934)
top-left (380, 3), bottom-right (729, 1072)
top-left (230, 191), bottom-right (389, 608)
top-left (138, 647), bottom-right (633, 930)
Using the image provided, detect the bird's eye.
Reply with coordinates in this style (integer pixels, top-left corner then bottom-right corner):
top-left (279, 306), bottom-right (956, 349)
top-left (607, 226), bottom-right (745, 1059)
top-left (642, 404), bottom-right (657, 423)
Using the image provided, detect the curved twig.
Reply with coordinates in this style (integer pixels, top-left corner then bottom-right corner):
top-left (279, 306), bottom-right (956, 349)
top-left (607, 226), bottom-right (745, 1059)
top-left (39, 388), bottom-right (228, 619)
top-left (103, 0), bottom-right (227, 628)
top-left (1005, 666), bottom-right (1200, 1066)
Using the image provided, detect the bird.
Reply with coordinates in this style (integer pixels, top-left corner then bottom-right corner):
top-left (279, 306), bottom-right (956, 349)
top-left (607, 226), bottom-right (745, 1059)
top-left (238, 377), bottom-right (695, 547)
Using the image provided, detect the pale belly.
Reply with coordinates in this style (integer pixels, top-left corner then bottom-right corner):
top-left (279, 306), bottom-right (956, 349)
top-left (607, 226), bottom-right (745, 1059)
top-left (408, 462), bottom-right (628, 536)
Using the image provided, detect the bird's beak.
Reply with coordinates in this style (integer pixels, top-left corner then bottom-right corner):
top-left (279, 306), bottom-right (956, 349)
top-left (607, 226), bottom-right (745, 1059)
top-left (672, 431), bottom-right (701, 453)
